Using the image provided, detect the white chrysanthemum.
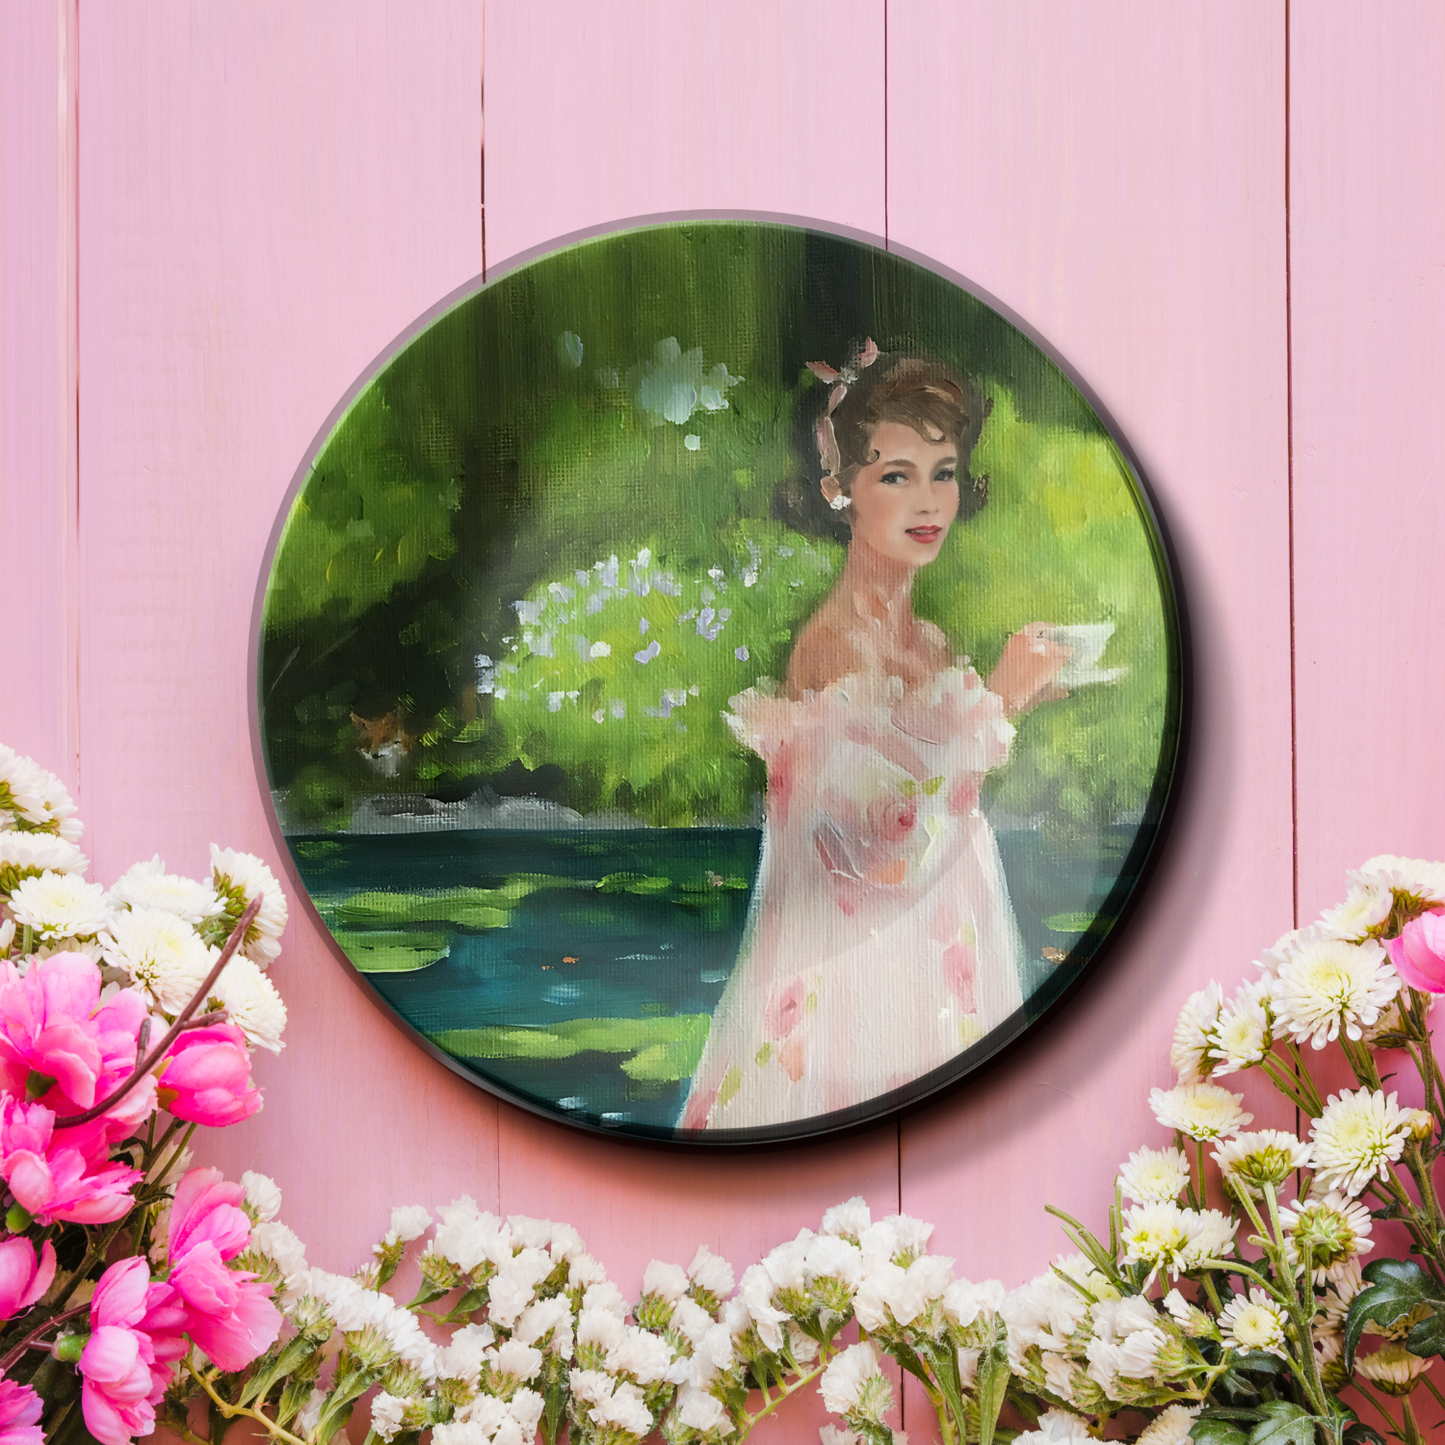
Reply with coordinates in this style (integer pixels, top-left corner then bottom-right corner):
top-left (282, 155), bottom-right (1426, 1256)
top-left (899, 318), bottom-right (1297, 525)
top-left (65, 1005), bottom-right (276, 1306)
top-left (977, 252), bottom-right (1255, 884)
top-left (819, 1341), bottom-right (891, 1423)
top-left (1256, 922), bottom-right (1332, 979)
top-left (0, 920), bottom-right (13, 956)
top-left (214, 953), bottom-right (288, 1051)
top-left (108, 856), bottom-right (224, 925)
top-left (0, 830), bottom-right (88, 886)
top-left (1162, 1288), bottom-right (1213, 1337)
top-left (1273, 936), bottom-right (1399, 1048)
top-left (1170, 983), bottom-right (1223, 1083)
top-left (1316, 1258), bottom-right (1366, 1335)
top-left (240, 1171), bottom-right (282, 1222)
top-left (1118, 1145), bottom-right (1191, 1204)
top-left (1353, 855), bottom-right (1445, 907)
top-left (1138, 1404), bottom-right (1202, 1445)
top-left (1211, 1130), bottom-right (1312, 1196)
top-left (1014, 1409), bottom-right (1094, 1444)
top-left (1219, 1289), bottom-right (1288, 1357)
top-left (381, 1204), bottom-right (431, 1247)
top-left (1310, 1088), bottom-right (1416, 1196)
top-left (1122, 1203), bottom-right (1236, 1282)
top-left (0, 750), bottom-right (82, 844)
top-left (1319, 881), bottom-right (1394, 941)
top-left (687, 1243), bottom-right (735, 1298)
top-left (1149, 1081), bottom-right (1253, 1140)
top-left (1279, 1191), bottom-right (1373, 1282)
top-left (1355, 1341), bottom-right (1434, 1395)
top-left (211, 845), bottom-right (288, 965)
top-left (8, 871), bottom-right (110, 941)
top-left (101, 906), bottom-right (213, 1013)
top-left (1210, 976), bottom-right (1275, 1075)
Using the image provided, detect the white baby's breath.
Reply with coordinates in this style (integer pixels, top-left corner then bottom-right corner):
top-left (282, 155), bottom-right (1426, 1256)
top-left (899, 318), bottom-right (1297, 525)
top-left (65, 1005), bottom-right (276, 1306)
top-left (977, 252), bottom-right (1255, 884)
top-left (1149, 1082), bottom-right (1253, 1141)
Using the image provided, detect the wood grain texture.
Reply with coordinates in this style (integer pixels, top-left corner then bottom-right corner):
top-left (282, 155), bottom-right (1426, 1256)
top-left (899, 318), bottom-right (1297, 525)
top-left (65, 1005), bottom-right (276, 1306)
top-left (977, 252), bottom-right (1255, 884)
top-left (887, 0), bottom-right (1295, 1292)
top-left (1290, 5), bottom-right (1445, 918)
top-left (0, 0), bottom-right (78, 794)
top-left (75, 0), bottom-right (490, 1270)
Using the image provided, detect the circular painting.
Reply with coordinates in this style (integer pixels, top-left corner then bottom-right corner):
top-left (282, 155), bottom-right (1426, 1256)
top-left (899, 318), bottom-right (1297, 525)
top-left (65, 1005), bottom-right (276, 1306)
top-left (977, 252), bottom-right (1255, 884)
top-left (256, 218), bottom-right (1184, 1144)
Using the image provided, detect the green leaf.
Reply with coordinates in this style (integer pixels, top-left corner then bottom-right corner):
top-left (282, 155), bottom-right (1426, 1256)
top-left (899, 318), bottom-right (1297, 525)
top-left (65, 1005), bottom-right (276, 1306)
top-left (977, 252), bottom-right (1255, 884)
top-left (1248, 1401), bottom-right (1323, 1445)
top-left (1343, 1423), bottom-right (1387, 1445)
top-left (973, 1320), bottom-right (1012, 1445)
top-left (1405, 1303), bottom-right (1445, 1359)
top-left (1344, 1258), bottom-right (1445, 1368)
top-left (1190, 1423), bottom-right (1251, 1445)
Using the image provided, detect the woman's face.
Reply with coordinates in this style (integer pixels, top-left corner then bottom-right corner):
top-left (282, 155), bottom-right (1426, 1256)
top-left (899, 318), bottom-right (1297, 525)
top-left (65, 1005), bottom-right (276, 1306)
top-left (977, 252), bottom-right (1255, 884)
top-left (825, 420), bottom-right (961, 570)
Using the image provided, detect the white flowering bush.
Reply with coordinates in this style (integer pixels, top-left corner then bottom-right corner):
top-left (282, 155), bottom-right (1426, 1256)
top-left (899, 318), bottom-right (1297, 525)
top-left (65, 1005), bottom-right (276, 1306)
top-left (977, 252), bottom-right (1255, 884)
top-left (6, 734), bottom-right (1445, 1445)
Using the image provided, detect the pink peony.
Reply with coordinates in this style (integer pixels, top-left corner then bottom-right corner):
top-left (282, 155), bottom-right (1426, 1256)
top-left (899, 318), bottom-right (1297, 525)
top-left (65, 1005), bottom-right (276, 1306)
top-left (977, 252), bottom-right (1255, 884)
top-left (0, 1379), bottom-right (43, 1445)
top-left (156, 1024), bottom-right (261, 1127)
top-left (1386, 909), bottom-right (1445, 993)
top-left (154, 1168), bottom-right (281, 1371)
top-left (0, 1097), bottom-right (140, 1225)
top-left (0, 1237), bottom-right (55, 1321)
top-left (0, 953), bottom-right (149, 1119)
top-left (79, 1259), bottom-right (170, 1445)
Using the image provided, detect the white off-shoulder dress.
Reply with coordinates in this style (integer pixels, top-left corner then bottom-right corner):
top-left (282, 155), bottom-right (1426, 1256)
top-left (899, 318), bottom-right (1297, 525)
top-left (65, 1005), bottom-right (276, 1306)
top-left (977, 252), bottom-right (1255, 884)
top-left (681, 665), bottom-right (1026, 1131)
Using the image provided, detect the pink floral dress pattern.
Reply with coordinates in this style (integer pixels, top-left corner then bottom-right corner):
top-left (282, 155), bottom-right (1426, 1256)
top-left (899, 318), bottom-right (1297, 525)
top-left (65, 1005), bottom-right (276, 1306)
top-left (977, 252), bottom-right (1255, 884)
top-left (682, 666), bottom-right (1025, 1131)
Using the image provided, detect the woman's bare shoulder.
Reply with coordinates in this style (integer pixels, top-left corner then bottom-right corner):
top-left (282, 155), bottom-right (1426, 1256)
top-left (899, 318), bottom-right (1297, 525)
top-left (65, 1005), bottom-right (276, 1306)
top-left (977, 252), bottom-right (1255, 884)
top-left (915, 619), bottom-right (954, 662)
top-left (785, 611), bottom-right (865, 697)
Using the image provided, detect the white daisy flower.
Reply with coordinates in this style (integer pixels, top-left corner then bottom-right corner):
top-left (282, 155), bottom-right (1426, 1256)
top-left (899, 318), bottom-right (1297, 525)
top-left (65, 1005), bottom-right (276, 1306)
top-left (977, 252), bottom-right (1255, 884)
top-left (1219, 1288), bottom-right (1288, 1357)
top-left (1279, 1191), bottom-right (1373, 1283)
top-left (0, 750), bottom-right (82, 844)
top-left (1170, 983), bottom-right (1223, 1084)
top-left (1319, 881), bottom-right (1394, 941)
top-left (0, 747), bottom-right (42, 824)
top-left (1353, 855), bottom-right (1445, 907)
top-left (1272, 937), bottom-right (1399, 1048)
top-left (819, 1342), bottom-right (891, 1424)
top-left (8, 871), bottom-right (110, 941)
top-left (1118, 1145), bottom-right (1192, 1204)
top-left (1209, 976), bottom-right (1275, 1075)
top-left (211, 845), bottom-right (288, 965)
top-left (1211, 1130), bottom-right (1313, 1196)
top-left (1355, 1341), bottom-right (1434, 1395)
top-left (100, 906), bottom-right (213, 1013)
top-left (1138, 1404), bottom-right (1202, 1445)
top-left (1149, 1081), bottom-right (1253, 1140)
top-left (1311, 1088), bottom-right (1417, 1196)
top-left (0, 830), bottom-right (89, 889)
top-left (1121, 1203), bottom-right (1236, 1282)
top-left (1316, 1258), bottom-right (1367, 1334)
top-left (214, 953), bottom-right (288, 1051)
top-left (109, 855), bottom-right (225, 926)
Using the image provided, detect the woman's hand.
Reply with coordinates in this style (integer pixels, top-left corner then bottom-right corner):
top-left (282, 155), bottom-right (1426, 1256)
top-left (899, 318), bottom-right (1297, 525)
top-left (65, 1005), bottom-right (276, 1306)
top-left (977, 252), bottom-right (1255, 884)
top-left (986, 624), bottom-right (1071, 717)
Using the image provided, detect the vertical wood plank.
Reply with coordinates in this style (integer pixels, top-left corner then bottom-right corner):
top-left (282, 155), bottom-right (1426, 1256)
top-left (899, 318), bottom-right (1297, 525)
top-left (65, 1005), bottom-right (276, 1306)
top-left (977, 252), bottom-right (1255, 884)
top-left (481, 20), bottom-right (900, 1430)
top-left (1291, 5), bottom-right (1445, 919)
top-left (889, 0), bottom-right (1294, 1306)
top-left (76, 1), bottom-right (490, 1270)
top-left (0, 0), bottom-right (78, 793)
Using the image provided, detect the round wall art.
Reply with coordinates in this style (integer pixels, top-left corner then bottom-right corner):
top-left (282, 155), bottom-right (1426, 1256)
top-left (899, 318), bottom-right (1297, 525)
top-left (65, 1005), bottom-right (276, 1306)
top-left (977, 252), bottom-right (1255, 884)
top-left (256, 218), bottom-right (1185, 1145)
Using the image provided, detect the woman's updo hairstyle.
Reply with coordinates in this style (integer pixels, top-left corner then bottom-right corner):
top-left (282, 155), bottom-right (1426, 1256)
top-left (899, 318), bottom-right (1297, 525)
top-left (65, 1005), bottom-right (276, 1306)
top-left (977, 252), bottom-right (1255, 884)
top-left (774, 351), bottom-right (993, 542)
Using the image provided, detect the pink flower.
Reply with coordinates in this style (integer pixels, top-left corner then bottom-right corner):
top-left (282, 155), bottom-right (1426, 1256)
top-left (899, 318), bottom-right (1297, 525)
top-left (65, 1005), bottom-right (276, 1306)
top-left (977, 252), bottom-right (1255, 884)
top-left (80, 1259), bottom-right (170, 1445)
top-left (1386, 910), bottom-right (1445, 993)
top-left (0, 953), bottom-right (149, 1122)
top-left (866, 793), bottom-right (918, 845)
top-left (0, 1379), bottom-right (43, 1445)
top-left (0, 1097), bottom-right (140, 1225)
top-left (156, 1024), bottom-right (261, 1127)
top-left (764, 978), bottom-right (807, 1042)
top-left (156, 1168), bottom-right (281, 1371)
top-left (0, 1237), bottom-right (55, 1321)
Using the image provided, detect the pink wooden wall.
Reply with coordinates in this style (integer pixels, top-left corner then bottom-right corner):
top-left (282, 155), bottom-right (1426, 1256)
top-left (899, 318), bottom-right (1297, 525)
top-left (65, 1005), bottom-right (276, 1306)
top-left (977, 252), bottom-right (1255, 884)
top-left (3, 1), bottom-right (1441, 1436)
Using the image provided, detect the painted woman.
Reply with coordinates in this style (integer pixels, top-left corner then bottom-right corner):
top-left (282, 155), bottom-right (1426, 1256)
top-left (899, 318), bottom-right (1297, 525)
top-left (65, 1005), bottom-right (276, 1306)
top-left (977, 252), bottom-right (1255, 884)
top-left (682, 345), bottom-right (1070, 1131)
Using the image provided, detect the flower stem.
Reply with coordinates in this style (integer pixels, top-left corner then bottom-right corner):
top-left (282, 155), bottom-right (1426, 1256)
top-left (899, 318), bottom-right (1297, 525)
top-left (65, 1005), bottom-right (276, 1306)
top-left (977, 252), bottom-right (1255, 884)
top-left (53, 895), bottom-right (259, 1130)
top-left (191, 1365), bottom-right (309, 1445)
top-left (0, 1301), bottom-right (90, 1374)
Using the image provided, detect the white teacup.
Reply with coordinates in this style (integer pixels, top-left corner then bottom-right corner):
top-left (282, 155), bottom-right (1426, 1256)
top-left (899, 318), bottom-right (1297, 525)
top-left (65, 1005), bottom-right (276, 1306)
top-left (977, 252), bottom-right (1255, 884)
top-left (1044, 622), bottom-right (1126, 687)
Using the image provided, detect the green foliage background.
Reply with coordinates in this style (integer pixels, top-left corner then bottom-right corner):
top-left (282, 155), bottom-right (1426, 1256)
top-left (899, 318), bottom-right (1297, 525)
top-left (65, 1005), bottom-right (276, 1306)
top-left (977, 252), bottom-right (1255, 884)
top-left (259, 222), bottom-right (1180, 837)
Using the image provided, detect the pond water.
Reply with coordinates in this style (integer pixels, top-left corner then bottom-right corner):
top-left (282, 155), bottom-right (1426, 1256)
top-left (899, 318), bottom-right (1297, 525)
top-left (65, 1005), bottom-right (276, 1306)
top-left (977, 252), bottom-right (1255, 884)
top-left (290, 824), bottom-right (1146, 1136)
